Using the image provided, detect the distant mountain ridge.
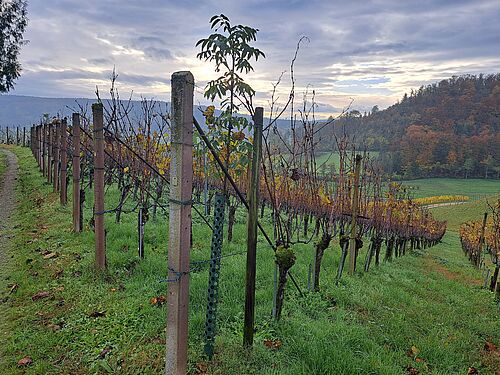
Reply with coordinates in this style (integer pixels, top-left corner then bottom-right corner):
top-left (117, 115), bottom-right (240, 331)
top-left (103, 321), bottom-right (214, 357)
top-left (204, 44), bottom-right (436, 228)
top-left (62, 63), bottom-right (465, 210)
top-left (0, 94), bottom-right (294, 131)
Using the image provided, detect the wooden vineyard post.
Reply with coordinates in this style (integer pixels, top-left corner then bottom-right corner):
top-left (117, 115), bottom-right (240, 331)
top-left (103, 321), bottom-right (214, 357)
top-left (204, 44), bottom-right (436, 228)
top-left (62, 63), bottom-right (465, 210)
top-left (348, 155), bottom-right (362, 275)
top-left (42, 123), bottom-right (47, 177)
top-left (47, 123), bottom-right (53, 184)
top-left (166, 71), bottom-right (194, 375)
top-left (16, 127), bottom-right (19, 145)
top-left (93, 103), bottom-right (106, 270)
top-left (243, 107), bottom-right (263, 348)
top-left (476, 212), bottom-right (488, 267)
top-left (72, 113), bottom-right (81, 232)
top-left (60, 118), bottom-right (68, 205)
top-left (23, 127), bottom-right (26, 147)
top-left (53, 121), bottom-right (60, 192)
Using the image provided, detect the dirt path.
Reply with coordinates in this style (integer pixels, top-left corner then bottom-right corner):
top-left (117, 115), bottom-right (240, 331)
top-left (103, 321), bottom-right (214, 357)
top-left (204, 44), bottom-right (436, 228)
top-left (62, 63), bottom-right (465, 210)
top-left (425, 201), bottom-right (467, 209)
top-left (0, 148), bottom-right (19, 272)
top-left (0, 148), bottom-right (19, 361)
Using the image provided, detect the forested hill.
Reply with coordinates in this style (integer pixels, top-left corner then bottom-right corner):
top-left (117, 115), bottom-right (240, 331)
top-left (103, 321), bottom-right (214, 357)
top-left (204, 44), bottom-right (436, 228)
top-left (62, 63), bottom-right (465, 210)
top-left (319, 74), bottom-right (500, 179)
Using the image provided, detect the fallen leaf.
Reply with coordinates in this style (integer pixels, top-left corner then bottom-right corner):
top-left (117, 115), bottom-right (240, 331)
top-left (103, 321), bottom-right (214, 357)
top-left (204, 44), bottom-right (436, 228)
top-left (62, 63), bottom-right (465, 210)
top-left (43, 252), bottom-right (59, 259)
top-left (467, 367), bottom-right (478, 374)
top-left (406, 345), bottom-right (420, 357)
top-left (263, 339), bottom-right (282, 350)
top-left (415, 357), bottom-right (425, 363)
top-left (47, 323), bottom-right (61, 331)
top-left (98, 347), bottom-right (112, 359)
top-left (110, 288), bottom-right (117, 292)
top-left (150, 295), bottom-right (167, 306)
top-left (89, 310), bottom-right (106, 318)
top-left (484, 341), bottom-right (498, 352)
top-left (196, 362), bottom-right (208, 374)
top-left (32, 291), bottom-right (51, 301)
top-left (17, 357), bottom-right (33, 366)
top-left (53, 269), bottom-right (64, 279)
top-left (405, 366), bottom-right (419, 375)
top-left (8, 283), bottom-right (19, 294)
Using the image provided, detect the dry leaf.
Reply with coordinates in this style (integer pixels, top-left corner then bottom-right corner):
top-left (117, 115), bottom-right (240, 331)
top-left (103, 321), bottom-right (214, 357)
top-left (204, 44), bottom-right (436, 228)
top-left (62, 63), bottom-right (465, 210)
top-left (406, 345), bottom-right (420, 357)
top-left (263, 339), bottom-right (282, 350)
top-left (17, 357), bottom-right (33, 366)
top-left (32, 291), bottom-right (51, 301)
top-left (196, 362), bottom-right (208, 374)
top-left (150, 295), bottom-right (167, 306)
top-left (467, 367), bottom-right (478, 374)
top-left (43, 252), bottom-right (58, 259)
top-left (484, 341), bottom-right (498, 352)
top-left (47, 323), bottom-right (61, 331)
top-left (99, 347), bottom-right (112, 359)
top-left (89, 310), bottom-right (106, 318)
top-left (8, 283), bottom-right (19, 294)
top-left (405, 366), bottom-right (419, 375)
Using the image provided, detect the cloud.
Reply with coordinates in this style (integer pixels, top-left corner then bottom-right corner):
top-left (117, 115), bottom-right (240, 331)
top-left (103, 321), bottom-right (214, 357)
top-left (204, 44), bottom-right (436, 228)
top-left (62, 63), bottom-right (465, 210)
top-left (9, 0), bottom-right (500, 117)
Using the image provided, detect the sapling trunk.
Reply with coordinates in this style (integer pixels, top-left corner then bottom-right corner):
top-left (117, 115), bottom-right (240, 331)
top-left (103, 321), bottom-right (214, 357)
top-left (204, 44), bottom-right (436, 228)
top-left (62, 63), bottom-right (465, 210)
top-left (313, 232), bottom-right (332, 291)
top-left (275, 246), bottom-right (296, 320)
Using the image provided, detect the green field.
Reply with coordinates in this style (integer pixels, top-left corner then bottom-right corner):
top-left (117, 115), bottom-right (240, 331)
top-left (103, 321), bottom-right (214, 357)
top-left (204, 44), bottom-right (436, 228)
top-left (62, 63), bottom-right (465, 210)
top-left (315, 151), bottom-right (380, 170)
top-left (401, 178), bottom-right (500, 199)
top-left (1, 146), bottom-right (499, 374)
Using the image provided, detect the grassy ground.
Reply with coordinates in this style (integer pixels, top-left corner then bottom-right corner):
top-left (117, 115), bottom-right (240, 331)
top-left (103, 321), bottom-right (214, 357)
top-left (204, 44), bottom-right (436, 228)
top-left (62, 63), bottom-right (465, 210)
top-left (1, 146), bottom-right (499, 374)
top-left (315, 151), bottom-right (379, 170)
top-left (401, 178), bottom-right (500, 200)
top-left (431, 199), bottom-right (494, 233)
top-left (0, 149), bottom-right (6, 180)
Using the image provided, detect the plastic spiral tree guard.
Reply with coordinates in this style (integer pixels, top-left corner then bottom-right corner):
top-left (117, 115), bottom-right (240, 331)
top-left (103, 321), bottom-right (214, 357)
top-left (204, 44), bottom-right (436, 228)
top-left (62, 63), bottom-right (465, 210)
top-left (204, 193), bottom-right (225, 359)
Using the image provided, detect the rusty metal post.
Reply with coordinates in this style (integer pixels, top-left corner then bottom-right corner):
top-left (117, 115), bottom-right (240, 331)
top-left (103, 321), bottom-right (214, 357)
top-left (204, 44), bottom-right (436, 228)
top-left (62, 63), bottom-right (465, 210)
top-left (93, 103), bottom-right (106, 270)
top-left (166, 71), bottom-right (194, 375)
top-left (60, 118), bottom-right (68, 205)
top-left (348, 155), bottom-right (362, 275)
top-left (243, 107), bottom-right (263, 348)
top-left (72, 113), bottom-right (81, 232)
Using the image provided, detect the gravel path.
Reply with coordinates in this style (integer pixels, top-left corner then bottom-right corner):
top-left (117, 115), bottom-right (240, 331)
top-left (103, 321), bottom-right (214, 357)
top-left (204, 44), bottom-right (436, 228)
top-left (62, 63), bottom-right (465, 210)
top-left (0, 148), bottom-right (19, 277)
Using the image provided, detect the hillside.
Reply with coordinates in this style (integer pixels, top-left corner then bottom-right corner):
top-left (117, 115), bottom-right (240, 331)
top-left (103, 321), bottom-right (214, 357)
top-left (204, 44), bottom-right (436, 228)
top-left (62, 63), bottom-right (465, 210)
top-left (319, 74), bottom-right (500, 179)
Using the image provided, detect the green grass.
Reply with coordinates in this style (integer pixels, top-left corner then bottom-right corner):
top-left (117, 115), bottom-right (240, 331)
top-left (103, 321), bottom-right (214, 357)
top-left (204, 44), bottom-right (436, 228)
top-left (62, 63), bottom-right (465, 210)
top-left (401, 178), bottom-right (500, 199)
top-left (0, 148), bottom-right (6, 180)
top-left (1, 146), bottom-right (499, 374)
top-left (430, 199), bottom-right (494, 233)
top-left (315, 151), bottom-right (379, 170)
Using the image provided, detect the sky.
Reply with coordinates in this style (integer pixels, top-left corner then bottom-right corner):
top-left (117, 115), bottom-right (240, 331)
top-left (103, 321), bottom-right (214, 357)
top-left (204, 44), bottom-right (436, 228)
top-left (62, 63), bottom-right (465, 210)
top-left (8, 0), bottom-right (500, 117)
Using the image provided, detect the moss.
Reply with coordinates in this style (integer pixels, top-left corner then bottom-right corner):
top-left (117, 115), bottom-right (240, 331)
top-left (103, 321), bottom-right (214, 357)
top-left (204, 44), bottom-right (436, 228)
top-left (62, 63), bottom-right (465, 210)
top-left (275, 245), bottom-right (296, 269)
